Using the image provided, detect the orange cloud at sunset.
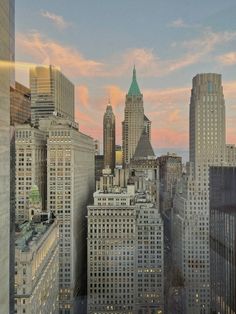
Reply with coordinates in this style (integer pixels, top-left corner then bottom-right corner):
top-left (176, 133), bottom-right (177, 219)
top-left (16, 32), bottom-right (103, 77)
top-left (105, 85), bottom-right (124, 107)
top-left (76, 85), bottom-right (89, 108)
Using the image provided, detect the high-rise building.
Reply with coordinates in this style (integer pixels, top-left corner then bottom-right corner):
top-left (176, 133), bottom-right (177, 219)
top-left (15, 212), bottom-right (59, 314)
top-left (173, 73), bottom-right (227, 313)
top-left (103, 103), bottom-right (115, 171)
top-left (123, 67), bottom-right (151, 167)
top-left (45, 116), bottom-right (94, 313)
top-left (0, 0), bottom-right (14, 312)
top-left (190, 73), bottom-right (226, 177)
top-left (87, 169), bottom-right (164, 314)
top-left (15, 124), bottom-right (47, 224)
top-left (30, 65), bottom-right (74, 126)
top-left (158, 153), bottom-right (182, 212)
top-left (10, 81), bottom-right (31, 125)
top-left (209, 166), bottom-right (236, 314)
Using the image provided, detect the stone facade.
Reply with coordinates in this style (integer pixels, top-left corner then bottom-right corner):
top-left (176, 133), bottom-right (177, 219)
top-left (15, 218), bottom-right (59, 314)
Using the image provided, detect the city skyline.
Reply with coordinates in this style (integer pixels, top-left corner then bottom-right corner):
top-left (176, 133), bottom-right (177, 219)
top-left (15, 0), bottom-right (236, 154)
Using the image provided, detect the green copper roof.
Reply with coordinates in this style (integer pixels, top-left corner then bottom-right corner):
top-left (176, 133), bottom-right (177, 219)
top-left (128, 66), bottom-right (141, 96)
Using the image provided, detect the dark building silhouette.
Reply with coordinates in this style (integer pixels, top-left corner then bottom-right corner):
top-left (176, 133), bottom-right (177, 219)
top-left (103, 103), bottom-right (115, 171)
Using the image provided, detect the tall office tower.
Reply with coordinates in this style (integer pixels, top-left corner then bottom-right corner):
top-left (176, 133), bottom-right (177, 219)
top-left (103, 103), bottom-right (116, 171)
top-left (190, 73), bottom-right (226, 177)
top-left (122, 67), bottom-right (147, 167)
top-left (15, 212), bottom-right (59, 314)
top-left (46, 116), bottom-right (94, 313)
top-left (15, 125), bottom-right (47, 224)
top-left (10, 81), bottom-right (31, 125)
top-left (0, 0), bottom-right (14, 312)
top-left (172, 74), bottom-right (227, 313)
top-left (209, 166), bottom-right (236, 314)
top-left (158, 153), bottom-right (182, 212)
top-left (30, 65), bottom-right (74, 127)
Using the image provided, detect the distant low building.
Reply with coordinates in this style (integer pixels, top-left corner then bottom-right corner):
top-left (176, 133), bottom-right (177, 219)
top-left (115, 145), bottom-right (123, 168)
top-left (10, 81), bottom-right (31, 126)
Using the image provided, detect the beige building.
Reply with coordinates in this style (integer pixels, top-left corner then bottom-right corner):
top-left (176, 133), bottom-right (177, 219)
top-left (30, 65), bottom-right (74, 127)
top-left (87, 169), bottom-right (164, 314)
top-left (103, 103), bottom-right (115, 171)
top-left (15, 124), bottom-right (47, 224)
top-left (122, 67), bottom-right (145, 167)
top-left (45, 116), bottom-right (95, 313)
top-left (173, 74), bottom-right (228, 313)
top-left (15, 216), bottom-right (59, 314)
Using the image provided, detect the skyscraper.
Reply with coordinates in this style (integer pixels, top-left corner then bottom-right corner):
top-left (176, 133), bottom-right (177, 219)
top-left (46, 116), bottom-right (94, 313)
top-left (103, 103), bottom-right (115, 171)
top-left (173, 73), bottom-right (227, 313)
top-left (190, 73), bottom-right (226, 177)
top-left (0, 0), bottom-right (14, 312)
top-left (122, 67), bottom-right (147, 167)
top-left (30, 65), bottom-right (74, 126)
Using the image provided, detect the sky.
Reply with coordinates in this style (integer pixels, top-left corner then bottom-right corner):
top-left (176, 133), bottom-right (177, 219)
top-left (15, 0), bottom-right (236, 159)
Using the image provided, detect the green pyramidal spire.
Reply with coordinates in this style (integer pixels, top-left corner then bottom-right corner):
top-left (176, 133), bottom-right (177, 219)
top-left (128, 66), bottom-right (141, 96)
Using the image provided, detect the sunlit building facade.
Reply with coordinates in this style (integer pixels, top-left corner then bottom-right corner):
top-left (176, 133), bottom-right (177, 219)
top-left (30, 65), bottom-right (74, 127)
top-left (46, 117), bottom-right (94, 313)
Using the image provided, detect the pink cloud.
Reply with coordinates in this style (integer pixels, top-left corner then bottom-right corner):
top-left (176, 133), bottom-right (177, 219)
top-left (217, 52), bottom-right (236, 65)
top-left (76, 85), bottom-right (89, 108)
top-left (16, 32), bottom-right (103, 77)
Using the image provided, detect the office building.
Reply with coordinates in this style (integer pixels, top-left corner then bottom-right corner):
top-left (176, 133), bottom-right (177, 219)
top-left (46, 116), bottom-right (94, 313)
top-left (173, 73), bottom-right (227, 313)
top-left (209, 166), bottom-right (236, 314)
top-left (0, 0), bottom-right (14, 312)
top-left (15, 213), bottom-right (59, 314)
top-left (158, 153), bottom-right (182, 212)
top-left (87, 170), bottom-right (164, 314)
top-left (122, 67), bottom-right (151, 167)
top-left (30, 65), bottom-right (74, 126)
top-left (115, 145), bottom-right (123, 167)
top-left (10, 81), bottom-right (31, 125)
top-left (103, 103), bottom-right (115, 171)
top-left (15, 124), bottom-right (47, 224)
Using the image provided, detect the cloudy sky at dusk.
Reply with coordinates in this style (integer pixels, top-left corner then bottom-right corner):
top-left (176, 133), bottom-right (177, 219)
top-left (15, 0), bottom-right (236, 159)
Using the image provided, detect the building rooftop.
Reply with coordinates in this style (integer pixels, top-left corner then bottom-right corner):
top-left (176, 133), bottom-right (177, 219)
top-left (128, 66), bottom-right (142, 96)
top-left (133, 131), bottom-right (155, 159)
top-left (15, 218), bottom-right (54, 252)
